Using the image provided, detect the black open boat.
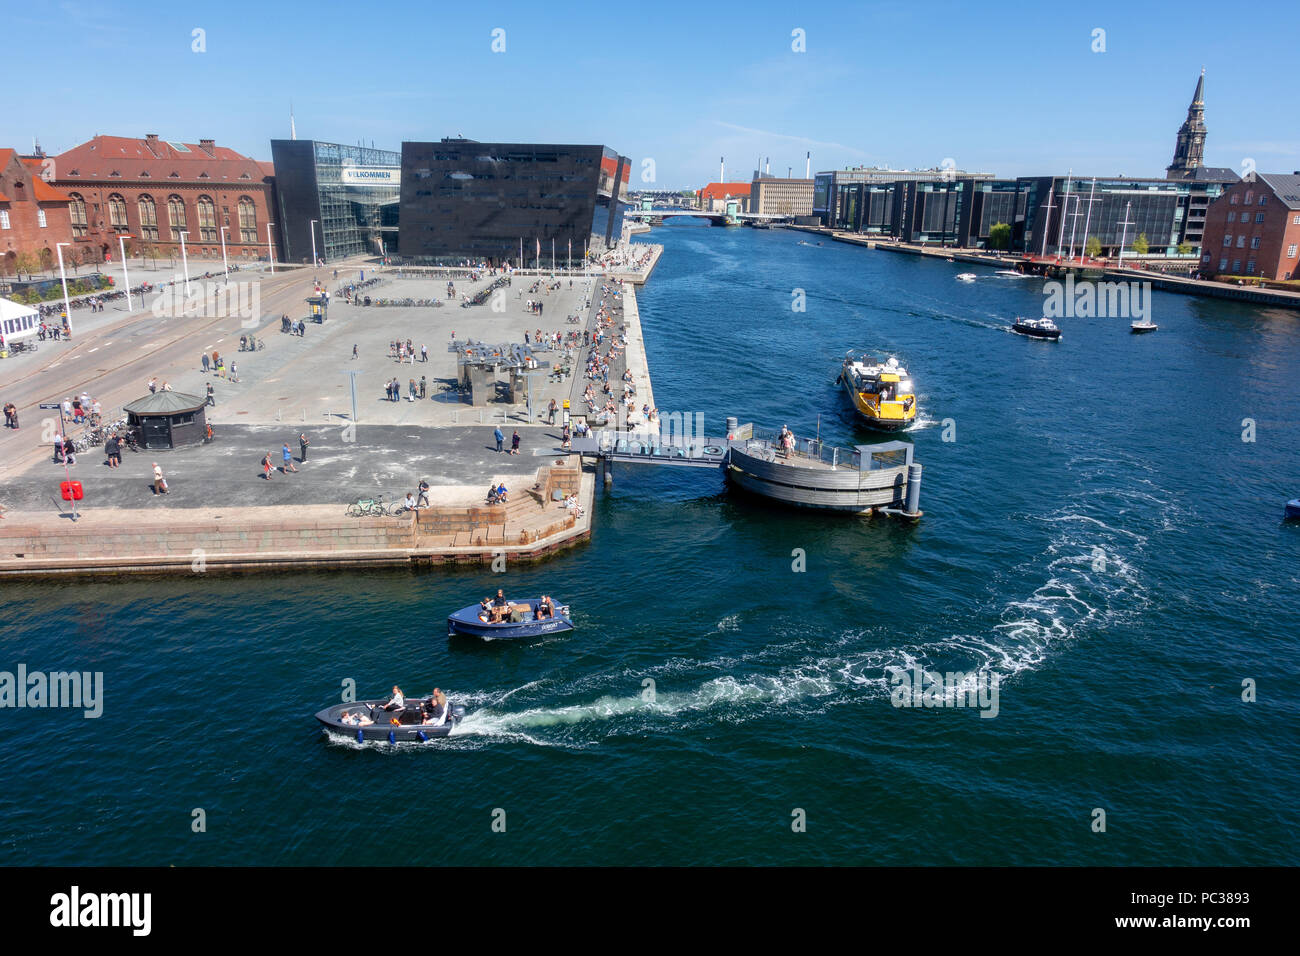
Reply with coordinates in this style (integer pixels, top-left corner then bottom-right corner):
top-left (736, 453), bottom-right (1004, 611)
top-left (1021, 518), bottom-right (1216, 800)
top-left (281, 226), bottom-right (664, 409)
top-left (1011, 317), bottom-right (1062, 340)
top-left (316, 698), bottom-right (466, 743)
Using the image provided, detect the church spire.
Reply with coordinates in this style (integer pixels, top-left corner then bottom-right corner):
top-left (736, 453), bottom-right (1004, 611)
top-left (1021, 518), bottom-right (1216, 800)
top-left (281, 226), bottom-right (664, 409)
top-left (1167, 69), bottom-right (1207, 179)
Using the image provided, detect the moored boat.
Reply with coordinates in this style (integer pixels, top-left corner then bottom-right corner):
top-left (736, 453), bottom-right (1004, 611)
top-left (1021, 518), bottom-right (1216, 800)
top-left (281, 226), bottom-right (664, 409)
top-left (839, 353), bottom-right (917, 431)
top-left (1130, 319), bottom-right (1158, 334)
top-left (316, 698), bottom-right (466, 742)
top-left (447, 597), bottom-right (573, 640)
top-left (1011, 317), bottom-right (1061, 341)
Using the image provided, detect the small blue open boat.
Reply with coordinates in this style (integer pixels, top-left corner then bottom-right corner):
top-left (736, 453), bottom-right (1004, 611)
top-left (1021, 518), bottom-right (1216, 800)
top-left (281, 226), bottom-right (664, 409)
top-left (447, 598), bottom-right (574, 640)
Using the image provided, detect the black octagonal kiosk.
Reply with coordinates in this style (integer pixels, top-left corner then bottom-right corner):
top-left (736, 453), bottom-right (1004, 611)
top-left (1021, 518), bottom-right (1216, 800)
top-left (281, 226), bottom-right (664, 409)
top-left (123, 391), bottom-right (209, 449)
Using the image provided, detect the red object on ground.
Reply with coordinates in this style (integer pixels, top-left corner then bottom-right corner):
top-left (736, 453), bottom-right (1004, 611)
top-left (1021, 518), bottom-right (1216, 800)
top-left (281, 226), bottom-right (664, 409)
top-left (61, 480), bottom-right (84, 501)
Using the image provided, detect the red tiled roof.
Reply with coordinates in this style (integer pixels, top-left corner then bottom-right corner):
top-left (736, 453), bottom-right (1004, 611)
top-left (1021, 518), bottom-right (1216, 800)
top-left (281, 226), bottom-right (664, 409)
top-left (19, 158), bottom-right (72, 202)
top-left (0, 192), bottom-right (10, 203)
top-left (0, 148), bottom-right (16, 167)
top-left (51, 135), bottom-right (270, 185)
top-left (699, 182), bottom-right (751, 202)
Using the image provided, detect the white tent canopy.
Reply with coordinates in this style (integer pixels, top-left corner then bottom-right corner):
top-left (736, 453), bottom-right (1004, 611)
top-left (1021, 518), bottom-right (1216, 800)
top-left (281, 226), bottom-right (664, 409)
top-left (0, 296), bottom-right (40, 344)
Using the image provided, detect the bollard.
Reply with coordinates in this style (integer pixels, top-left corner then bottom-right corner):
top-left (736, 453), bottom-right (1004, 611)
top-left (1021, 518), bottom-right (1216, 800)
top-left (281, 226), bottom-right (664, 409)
top-left (905, 462), bottom-right (923, 515)
top-left (725, 416), bottom-right (738, 437)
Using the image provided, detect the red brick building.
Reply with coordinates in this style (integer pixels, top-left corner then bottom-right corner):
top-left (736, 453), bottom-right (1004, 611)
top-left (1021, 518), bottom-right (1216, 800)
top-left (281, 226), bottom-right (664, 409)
top-left (1200, 173), bottom-right (1300, 280)
top-left (49, 134), bottom-right (275, 265)
top-left (0, 148), bottom-right (75, 276)
top-left (698, 181), bottom-right (752, 212)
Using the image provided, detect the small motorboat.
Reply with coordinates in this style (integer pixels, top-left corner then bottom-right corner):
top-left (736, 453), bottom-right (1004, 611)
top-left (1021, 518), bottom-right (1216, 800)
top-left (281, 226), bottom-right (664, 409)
top-left (1011, 317), bottom-right (1062, 341)
top-left (1285, 499), bottom-right (1300, 521)
top-left (1130, 319), bottom-right (1158, 334)
top-left (995, 269), bottom-right (1029, 278)
top-left (956, 272), bottom-right (977, 282)
top-left (316, 698), bottom-right (467, 743)
top-left (447, 597), bottom-right (574, 640)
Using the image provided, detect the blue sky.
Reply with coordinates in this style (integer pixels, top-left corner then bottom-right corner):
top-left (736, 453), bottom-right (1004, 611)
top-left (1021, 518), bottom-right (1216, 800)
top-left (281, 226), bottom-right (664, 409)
top-left (8, 0), bottom-right (1297, 188)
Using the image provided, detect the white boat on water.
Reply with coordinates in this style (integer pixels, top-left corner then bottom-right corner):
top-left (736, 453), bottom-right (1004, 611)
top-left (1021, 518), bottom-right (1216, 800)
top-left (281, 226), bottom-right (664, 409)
top-left (956, 273), bottom-right (977, 282)
top-left (1130, 318), bottom-right (1158, 334)
top-left (995, 270), bottom-right (1029, 278)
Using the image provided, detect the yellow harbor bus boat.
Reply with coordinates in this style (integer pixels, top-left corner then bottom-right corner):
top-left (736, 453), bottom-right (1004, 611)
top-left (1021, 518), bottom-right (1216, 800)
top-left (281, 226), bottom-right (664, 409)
top-left (838, 352), bottom-right (917, 431)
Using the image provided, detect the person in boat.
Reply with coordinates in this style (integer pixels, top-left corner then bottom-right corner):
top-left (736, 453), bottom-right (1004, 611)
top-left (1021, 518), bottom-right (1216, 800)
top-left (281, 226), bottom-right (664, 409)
top-left (422, 689), bottom-right (444, 722)
top-left (537, 595), bottom-right (554, 620)
top-left (340, 710), bottom-right (374, 726)
top-left (422, 689), bottom-right (450, 726)
top-left (778, 425), bottom-right (794, 458)
top-left (491, 589), bottom-right (510, 622)
top-left (478, 597), bottom-right (493, 622)
top-left (382, 687), bottom-right (405, 711)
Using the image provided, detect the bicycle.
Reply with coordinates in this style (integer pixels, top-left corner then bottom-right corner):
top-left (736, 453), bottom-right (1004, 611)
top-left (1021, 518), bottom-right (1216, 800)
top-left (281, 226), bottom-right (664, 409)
top-left (346, 494), bottom-right (388, 517)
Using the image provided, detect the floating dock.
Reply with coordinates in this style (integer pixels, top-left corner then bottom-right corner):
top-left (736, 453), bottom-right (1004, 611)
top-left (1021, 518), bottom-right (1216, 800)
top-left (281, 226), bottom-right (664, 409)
top-left (572, 420), bottom-right (923, 519)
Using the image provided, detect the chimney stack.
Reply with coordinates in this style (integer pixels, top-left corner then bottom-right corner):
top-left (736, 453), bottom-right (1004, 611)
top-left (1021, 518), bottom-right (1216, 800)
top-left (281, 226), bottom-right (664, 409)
top-left (720, 157), bottom-right (725, 183)
top-left (806, 152), bottom-right (811, 179)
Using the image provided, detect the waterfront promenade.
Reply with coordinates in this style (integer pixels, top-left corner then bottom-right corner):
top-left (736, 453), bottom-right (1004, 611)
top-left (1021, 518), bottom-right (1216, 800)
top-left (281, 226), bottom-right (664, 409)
top-left (0, 252), bottom-right (657, 576)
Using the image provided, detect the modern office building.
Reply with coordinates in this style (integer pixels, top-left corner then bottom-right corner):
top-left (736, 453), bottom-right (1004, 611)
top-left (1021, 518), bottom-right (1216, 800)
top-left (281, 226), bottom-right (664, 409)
top-left (270, 140), bottom-right (400, 263)
top-left (814, 166), bottom-right (995, 227)
top-left (398, 139), bottom-right (629, 265)
top-left (1019, 174), bottom-right (1234, 258)
top-left (749, 177), bottom-right (814, 216)
top-left (49, 134), bottom-right (275, 263)
top-left (832, 177), bottom-right (1023, 248)
top-left (1200, 173), bottom-right (1300, 280)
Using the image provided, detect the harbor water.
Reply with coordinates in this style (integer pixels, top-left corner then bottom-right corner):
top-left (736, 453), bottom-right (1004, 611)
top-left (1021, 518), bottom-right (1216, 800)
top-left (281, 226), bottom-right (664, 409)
top-left (2, 221), bottom-right (1298, 865)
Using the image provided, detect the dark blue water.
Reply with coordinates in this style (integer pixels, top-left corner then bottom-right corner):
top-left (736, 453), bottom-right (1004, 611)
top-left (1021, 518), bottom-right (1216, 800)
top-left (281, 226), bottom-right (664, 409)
top-left (3, 222), bottom-right (1298, 865)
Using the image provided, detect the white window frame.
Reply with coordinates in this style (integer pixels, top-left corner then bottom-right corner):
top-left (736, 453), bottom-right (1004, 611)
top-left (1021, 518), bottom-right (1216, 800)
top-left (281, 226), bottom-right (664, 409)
top-left (0, 210), bottom-right (9, 229)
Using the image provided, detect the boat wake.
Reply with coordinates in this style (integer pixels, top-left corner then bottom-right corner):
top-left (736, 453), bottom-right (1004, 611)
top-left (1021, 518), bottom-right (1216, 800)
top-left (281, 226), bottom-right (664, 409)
top-left (330, 450), bottom-right (1173, 753)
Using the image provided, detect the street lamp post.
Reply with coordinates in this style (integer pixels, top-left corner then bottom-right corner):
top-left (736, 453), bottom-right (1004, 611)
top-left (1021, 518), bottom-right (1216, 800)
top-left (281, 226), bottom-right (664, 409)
top-left (178, 230), bottom-right (192, 298)
top-left (266, 222), bottom-right (276, 274)
top-left (117, 234), bottom-right (134, 313)
top-left (55, 242), bottom-right (73, 337)
top-left (310, 219), bottom-right (318, 267)
top-left (219, 225), bottom-right (230, 285)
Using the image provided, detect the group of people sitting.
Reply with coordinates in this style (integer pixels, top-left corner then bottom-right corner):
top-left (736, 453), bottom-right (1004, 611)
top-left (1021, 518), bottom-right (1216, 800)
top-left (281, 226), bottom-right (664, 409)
top-left (475, 590), bottom-right (558, 624)
top-left (336, 686), bottom-right (453, 727)
top-left (486, 482), bottom-right (508, 504)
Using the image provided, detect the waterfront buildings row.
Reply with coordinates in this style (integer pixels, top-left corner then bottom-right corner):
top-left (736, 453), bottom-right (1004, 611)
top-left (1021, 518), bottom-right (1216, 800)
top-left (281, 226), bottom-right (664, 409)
top-left (2, 134), bottom-right (629, 275)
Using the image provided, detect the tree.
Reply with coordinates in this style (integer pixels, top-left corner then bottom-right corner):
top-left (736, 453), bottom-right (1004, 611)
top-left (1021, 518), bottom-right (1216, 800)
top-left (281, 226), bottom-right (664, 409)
top-left (1177, 241), bottom-right (1193, 255)
top-left (1085, 236), bottom-right (1102, 259)
top-left (38, 247), bottom-right (54, 276)
top-left (13, 252), bottom-right (36, 280)
top-left (1132, 233), bottom-right (1149, 255)
top-left (988, 222), bottom-right (1012, 251)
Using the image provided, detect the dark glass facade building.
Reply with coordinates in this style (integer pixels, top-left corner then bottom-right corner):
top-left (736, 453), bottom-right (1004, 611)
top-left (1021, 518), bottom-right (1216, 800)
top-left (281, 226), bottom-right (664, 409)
top-left (269, 140), bottom-right (400, 263)
top-left (398, 140), bottom-right (629, 265)
top-left (829, 174), bottom-right (1231, 256)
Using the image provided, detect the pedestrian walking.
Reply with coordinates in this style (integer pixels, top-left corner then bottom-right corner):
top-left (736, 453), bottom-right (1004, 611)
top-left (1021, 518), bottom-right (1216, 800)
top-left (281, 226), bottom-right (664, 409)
top-left (262, 452), bottom-right (273, 480)
top-left (510, 430), bottom-right (521, 455)
top-left (419, 375), bottom-right (427, 399)
top-left (421, 344), bottom-right (428, 362)
top-left (152, 462), bottom-right (167, 495)
top-left (202, 353), bottom-right (210, 373)
top-left (547, 398), bottom-right (557, 424)
top-left (282, 443), bottom-right (297, 473)
top-left (299, 433), bottom-right (309, 462)
top-left (352, 344), bottom-right (358, 360)
top-left (494, 426), bottom-right (504, 453)
top-left (105, 433), bottom-right (121, 468)
top-left (206, 383), bottom-right (215, 407)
